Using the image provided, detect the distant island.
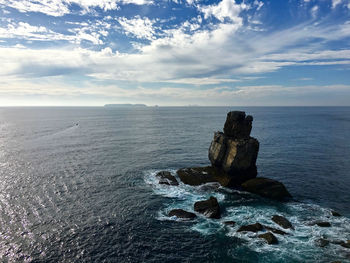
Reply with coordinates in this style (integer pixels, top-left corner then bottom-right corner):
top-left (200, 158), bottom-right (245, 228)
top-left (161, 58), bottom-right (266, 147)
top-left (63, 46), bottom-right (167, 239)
top-left (104, 104), bottom-right (147, 107)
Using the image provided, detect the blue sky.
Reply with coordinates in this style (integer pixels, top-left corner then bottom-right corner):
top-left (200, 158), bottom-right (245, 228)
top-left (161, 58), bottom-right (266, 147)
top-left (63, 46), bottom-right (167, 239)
top-left (0, 0), bottom-right (350, 106)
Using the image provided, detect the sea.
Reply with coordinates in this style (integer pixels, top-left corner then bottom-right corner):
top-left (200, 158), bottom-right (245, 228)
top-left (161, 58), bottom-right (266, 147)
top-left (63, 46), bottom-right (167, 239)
top-left (0, 106), bottom-right (349, 263)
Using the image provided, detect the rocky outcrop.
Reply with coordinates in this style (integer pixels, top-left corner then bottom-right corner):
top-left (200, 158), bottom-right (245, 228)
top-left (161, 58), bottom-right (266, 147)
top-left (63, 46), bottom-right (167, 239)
top-left (208, 111), bottom-right (259, 185)
top-left (168, 209), bottom-right (196, 219)
top-left (237, 223), bottom-right (263, 232)
top-left (223, 111), bottom-right (253, 139)
top-left (156, 171), bottom-right (179, 186)
top-left (237, 222), bottom-right (288, 236)
top-left (177, 166), bottom-right (233, 187)
top-left (194, 196), bottom-right (221, 219)
top-left (224, 221), bottom-right (236, 227)
top-left (264, 226), bottom-right (288, 235)
top-left (316, 238), bottom-right (330, 247)
top-left (176, 111), bottom-right (290, 202)
top-left (340, 240), bottom-right (350, 249)
top-left (331, 211), bottom-right (341, 217)
top-left (271, 215), bottom-right (294, 229)
top-left (241, 178), bottom-right (292, 201)
top-left (258, 232), bottom-right (278, 244)
top-left (311, 221), bottom-right (331, 227)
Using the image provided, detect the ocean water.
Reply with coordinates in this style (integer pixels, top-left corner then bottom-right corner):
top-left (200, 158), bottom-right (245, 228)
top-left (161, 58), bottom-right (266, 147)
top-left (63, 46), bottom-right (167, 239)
top-left (0, 106), bottom-right (349, 262)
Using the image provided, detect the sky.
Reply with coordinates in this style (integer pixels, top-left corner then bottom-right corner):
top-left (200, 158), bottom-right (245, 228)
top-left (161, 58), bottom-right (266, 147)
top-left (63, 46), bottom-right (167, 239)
top-left (0, 0), bottom-right (350, 106)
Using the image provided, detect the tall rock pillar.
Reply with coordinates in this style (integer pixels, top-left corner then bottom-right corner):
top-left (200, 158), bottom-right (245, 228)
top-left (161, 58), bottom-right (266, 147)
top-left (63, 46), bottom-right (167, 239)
top-left (208, 111), bottom-right (259, 185)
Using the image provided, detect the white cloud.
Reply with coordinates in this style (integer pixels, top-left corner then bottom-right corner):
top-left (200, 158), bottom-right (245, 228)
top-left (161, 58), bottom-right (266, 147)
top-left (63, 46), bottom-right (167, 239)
top-left (332, 0), bottom-right (342, 8)
top-left (0, 21), bottom-right (108, 45)
top-left (121, 0), bottom-right (153, 4)
top-left (199, 0), bottom-right (249, 23)
top-left (1, 76), bottom-right (349, 106)
top-left (0, 0), bottom-right (154, 17)
top-left (67, 20), bottom-right (111, 45)
top-left (118, 16), bottom-right (156, 40)
top-left (67, 0), bottom-right (118, 11)
top-left (0, 0), bottom-right (349, 106)
top-left (0, 0), bottom-right (70, 16)
top-left (311, 5), bottom-right (319, 18)
top-left (253, 0), bottom-right (263, 10)
top-left (0, 22), bottom-right (68, 41)
top-left (165, 77), bottom-right (240, 85)
top-left (1, 16), bottom-right (350, 84)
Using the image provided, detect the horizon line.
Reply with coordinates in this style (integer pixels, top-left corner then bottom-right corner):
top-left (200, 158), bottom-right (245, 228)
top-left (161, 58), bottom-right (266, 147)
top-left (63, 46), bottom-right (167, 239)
top-left (1, 105), bottom-right (350, 108)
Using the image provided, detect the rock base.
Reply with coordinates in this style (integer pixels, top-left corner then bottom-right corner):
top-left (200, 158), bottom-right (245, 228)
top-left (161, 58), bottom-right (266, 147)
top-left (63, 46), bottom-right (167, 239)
top-left (241, 178), bottom-right (292, 201)
top-left (177, 166), bottom-right (234, 187)
top-left (194, 196), bottom-right (220, 219)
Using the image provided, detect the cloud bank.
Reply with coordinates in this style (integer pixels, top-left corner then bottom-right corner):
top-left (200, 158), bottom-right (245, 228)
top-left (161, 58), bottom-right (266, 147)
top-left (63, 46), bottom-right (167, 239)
top-left (0, 0), bottom-right (349, 105)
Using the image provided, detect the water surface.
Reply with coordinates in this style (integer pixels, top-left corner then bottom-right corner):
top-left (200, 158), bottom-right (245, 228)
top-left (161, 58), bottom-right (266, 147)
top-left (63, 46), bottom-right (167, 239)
top-left (0, 107), bottom-right (349, 262)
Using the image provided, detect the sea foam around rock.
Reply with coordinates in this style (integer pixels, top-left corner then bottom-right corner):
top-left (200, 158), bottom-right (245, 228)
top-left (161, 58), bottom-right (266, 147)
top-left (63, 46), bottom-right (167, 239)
top-left (145, 170), bottom-right (350, 262)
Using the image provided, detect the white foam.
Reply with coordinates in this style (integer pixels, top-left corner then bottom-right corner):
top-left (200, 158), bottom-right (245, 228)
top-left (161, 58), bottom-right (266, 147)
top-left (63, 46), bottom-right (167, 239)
top-left (144, 170), bottom-right (350, 261)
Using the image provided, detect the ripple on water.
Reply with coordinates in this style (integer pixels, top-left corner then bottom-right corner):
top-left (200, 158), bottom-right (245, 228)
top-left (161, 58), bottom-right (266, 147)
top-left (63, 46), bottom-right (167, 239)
top-left (145, 170), bottom-right (350, 263)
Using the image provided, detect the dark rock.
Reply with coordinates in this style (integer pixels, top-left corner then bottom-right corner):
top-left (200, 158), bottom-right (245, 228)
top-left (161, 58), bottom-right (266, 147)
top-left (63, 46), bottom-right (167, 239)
top-left (311, 221), bottom-right (331, 227)
top-left (222, 138), bottom-right (259, 176)
top-left (208, 132), bottom-right (227, 167)
top-left (223, 111), bottom-right (253, 139)
top-left (331, 261), bottom-right (342, 263)
top-left (331, 211), bottom-right (341, 217)
top-left (271, 215), bottom-right (294, 229)
top-left (316, 238), bottom-right (330, 247)
top-left (194, 196), bottom-right (220, 219)
top-left (242, 178), bottom-right (292, 201)
top-left (331, 240), bottom-right (345, 245)
top-left (177, 166), bottom-right (234, 187)
top-left (179, 111), bottom-right (291, 204)
top-left (156, 171), bottom-right (179, 186)
top-left (237, 223), bottom-right (263, 232)
top-left (168, 209), bottom-right (196, 220)
top-left (263, 225), bottom-right (288, 235)
top-left (208, 111), bottom-right (259, 185)
top-left (208, 132), bottom-right (259, 184)
top-left (340, 240), bottom-right (350, 249)
top-left (224, 221), bottom-right (236, 226)
top-left (198, 182), bottom-right (221, 191)
top-left (258, 232), bottom-right (278, 244)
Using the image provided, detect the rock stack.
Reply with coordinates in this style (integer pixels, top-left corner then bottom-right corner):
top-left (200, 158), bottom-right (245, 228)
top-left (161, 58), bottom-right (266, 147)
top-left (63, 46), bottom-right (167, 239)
top-left (175, 110), bottom-right (291, 201)
top-left (208, 111), bottom-right (259, 185)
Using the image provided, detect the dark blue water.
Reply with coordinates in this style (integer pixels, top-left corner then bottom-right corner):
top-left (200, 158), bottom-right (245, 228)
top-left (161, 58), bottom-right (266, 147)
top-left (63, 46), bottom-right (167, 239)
top-left (0, 107), bottom-right (349, 262)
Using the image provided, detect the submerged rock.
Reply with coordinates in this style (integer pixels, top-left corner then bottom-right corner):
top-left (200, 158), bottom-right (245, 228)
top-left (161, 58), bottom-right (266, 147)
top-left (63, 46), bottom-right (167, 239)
top-left (331, 211), bottom-right (341, 217)
top-left (194, 196), bottom-right (221, 219)
top-left (177, 166), bottom-right (233, 187)
top-left (310, 221), bottom-right (331, 227)
top-left (237, 223), bottom-right (263, 233)
top-left (340, 240), bottom-right (350, 249)
top-left (241, 178), bottom-right (291, 201)
top-left (224, 221), bottom-right (236, 227)
top-left (271, 215), bottom-right (294, 229)
top-left (258, 232), bottom-right (278, 245)
top-left (263, 225), bottom-right (288, 235)
top-left (316, 238), bottom-right (330, 247)
top-left (168, 209), bottom-right (196, 220)
top-left (316, 221), bottom-right (331, 227)
top-left (156, 171), bottom-right (179, 186)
